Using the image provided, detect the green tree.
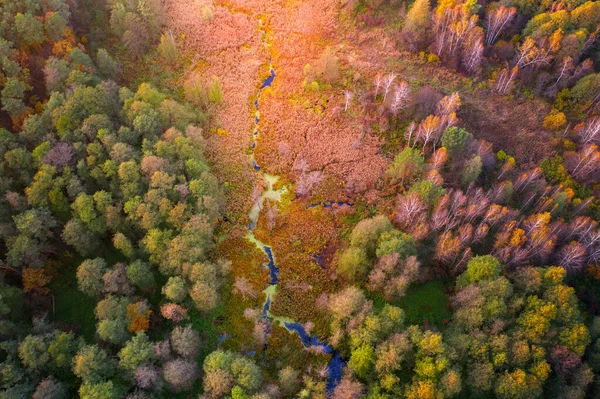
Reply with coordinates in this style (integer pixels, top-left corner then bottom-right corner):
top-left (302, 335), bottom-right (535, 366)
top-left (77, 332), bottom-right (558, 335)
top-left (1, 77), bottom-right (27, 117)
top-left (461, 156), bottom-right (482, 186)
top-left (113, 232), bottom-right (135, 259)
top-left (376, 230), bottom-right (417, 259)
top-left (77, 258), bottom-right (108, 297)
top-left (72, 345), bottom-right (116, 383)
top-left (18, 334), bottom-right (50, 370)
top-left (96, 49), bottom-right (121, 80)
top-left (441, 127), bottom-right (470, 157)
top-left (349, 344), bottom-right (375, 378)
top-left (48, 331), bottom-right (78, 369)
top-left (45, 12), bottom-right (67, 42)
top-left (97, 318), bottom-right (129, 345)
top-left (386, 147), bottom-right (425, 185)
top-left (457, 255), bottom-right (502, 287)
top-left (126, 260), bottom-right (155, 291)
top-left (162, 276), bottom-right (188, 303)
top-left (118, 332), bottom-right (155, 371)
top-left (14, 13), bottom-right (46, 46)
top-left (158, 33), bottom-right (178, 66)
top-left (79, 381), bottom-right (122, 399)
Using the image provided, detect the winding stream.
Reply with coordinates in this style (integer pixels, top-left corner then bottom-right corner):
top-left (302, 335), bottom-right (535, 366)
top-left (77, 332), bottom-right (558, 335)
top-left (243, 19), bottom-right (346, 394)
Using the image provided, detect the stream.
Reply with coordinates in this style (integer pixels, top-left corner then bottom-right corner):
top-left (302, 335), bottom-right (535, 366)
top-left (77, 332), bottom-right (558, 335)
top-left (242, 18), bottom-right (346, 394)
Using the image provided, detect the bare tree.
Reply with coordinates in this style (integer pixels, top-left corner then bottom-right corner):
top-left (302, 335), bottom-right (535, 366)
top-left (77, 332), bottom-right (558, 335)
top-left (344, 90), bottom-right (353, 112)
top-left (374, 74), bottom-right (383, 98)
top-left (390, 82), bottom-right (409, 114)
top-left (233, 277), bottom-right (257, 299)
top-left (495, 66), bottom-right (519, 94)
top-left (383, 72), bottom-right (397, 102)
top-left (485, 6), bottom-right (516, 45)
top-left (577, 117), bottom-right (600, 146)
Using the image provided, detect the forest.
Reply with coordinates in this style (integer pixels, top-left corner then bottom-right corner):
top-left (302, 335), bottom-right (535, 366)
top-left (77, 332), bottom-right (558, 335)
top-left (0, 0), bottom-right (600, 398)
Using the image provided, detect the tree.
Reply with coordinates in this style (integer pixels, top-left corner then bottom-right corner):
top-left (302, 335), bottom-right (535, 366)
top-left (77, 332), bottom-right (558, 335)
top-left (170, 325), bottom-right (201, 359)
top-left (18, 334), bottom-right (50, 370)
top-left (233, 277), bottom-right (257, 300)
top-left (45, 12), bottom-right (67, 42)
top-left (160, 303), bottom-right (188, 323)
top-left (33, 377), bottom-right (67, 399)
top-left (376, 230), bottom-right (417, 259)
top-left (103, 263), bottom-right (135, 296)
top-left (113, 232), bottom-right (135, 259)
top-left (278, 366), bottom-right (300, 394)
top-left (349, 344), bottom-right (375, 378)
top-left (158, 32), bottom-right (178, 65)
top-left (72, 345), bottom-right (116, 383)
top-left (162, 276), bottom-right (188, 303)
top-left (1, 77), bottom-right (27, 117)
top-left (387, 147), bottom-right (425, 185)
top-left (15, 13), bottom-right (46, 46)
top-left (190, 281), bottom-right (218, 312)
top-left (457, 255), bottom-right (502, 287)
top-left (441, 127), bottom-right (470, 157)
top-left (338, 246), bottom-right (369, 281)
top-left (96, 49), bottom-right (121, 80)
top-left (77, 258), bottom-right (108, 297)
top-left (163, 359), bottom-right (198, 392)
top-left (231, 357), bottom-right (262, 392)
top-left (402, 0), bottom-right (432, 49)
top-left (485, 6), bottom-right (516, 45)
top-left (462, 156), bottom-right (482, 186)
top-left (7, 208), bottom-right (57, 268)
top-left (97, 318), bottom-right (129, 344)
top-left (131, 366), bottom-right (162, 391)
top-left (118, 332), bottom-right (155, 371)
top-left (126, 260), bottom-right (155, 291)
top-left (350, 215), bottom-right (393, 256)
top-left (48, 332), bottom-right (78, 369)
top-left (79, 381), bottom-right (122, 399)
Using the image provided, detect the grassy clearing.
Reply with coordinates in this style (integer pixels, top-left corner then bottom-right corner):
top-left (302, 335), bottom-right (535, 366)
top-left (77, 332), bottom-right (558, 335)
top-left (396, 279), bottom-right (452, 330)
top-left (49, 266), bottom-right (97, 342)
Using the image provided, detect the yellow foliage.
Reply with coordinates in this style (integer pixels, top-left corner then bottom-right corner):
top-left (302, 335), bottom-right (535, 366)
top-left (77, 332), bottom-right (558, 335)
top-left (127, 303), bottom-right (152, 333)
top-left (510, 228), bottom-right (526, 246)
top-left (406, 380), bottom-right (439, 399)
top-left (543, 109), bottom-right (566, 130)
top-left (22, 268), bottom-right (52, 294)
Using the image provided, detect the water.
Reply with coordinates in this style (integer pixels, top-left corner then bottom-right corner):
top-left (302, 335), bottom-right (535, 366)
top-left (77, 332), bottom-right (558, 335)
top-left (241, 18), bottom-right (345, 395)
top-left (284, 322), bottom-right (346, 392)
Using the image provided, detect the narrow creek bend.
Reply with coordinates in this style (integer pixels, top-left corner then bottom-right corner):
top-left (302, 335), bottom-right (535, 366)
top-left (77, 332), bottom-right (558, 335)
top-left (242, 18), bottom-right (346, 394)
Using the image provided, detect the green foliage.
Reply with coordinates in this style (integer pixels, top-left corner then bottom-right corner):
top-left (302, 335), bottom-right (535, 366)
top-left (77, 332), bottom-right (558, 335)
top-left (14, 13), bottom-right (45, 46)
top-left (409, 179), bottom-right (445, 207)
top-left (158, 33), bottom-right (179, 66)
top-left (72, 345), bottom-right (116, 383)
top-left (349, 344), bottom-right (375, 378)
top-left (79, 380), bottom-right (122, 399)
top-left (125, 260), bottom-right (155, 291)
top-left (118, 332), bottom-right (155, 371)
top-left (77, 258), bottom-right (108, 297)
top-left (457, 255), bottom-right (502, 287)
top-left (375, 230), bottom-right (417, 259)
top-left (386, 147), bottom-right (425, 184)
top-left (461, 155), bottom-right (482, 186)
top-left (441, 127), bottom-right (470, 157)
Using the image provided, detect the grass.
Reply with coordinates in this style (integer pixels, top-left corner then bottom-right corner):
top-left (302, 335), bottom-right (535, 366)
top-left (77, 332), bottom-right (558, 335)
top-left (49, 266), bottom-right (97, 342)
top-left (396, 279), bottom-right (452, 330)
